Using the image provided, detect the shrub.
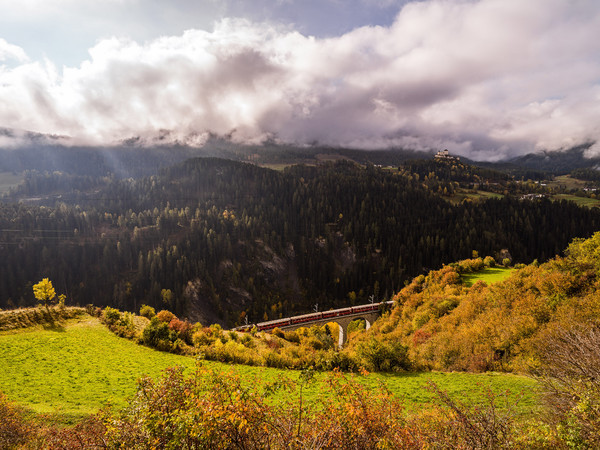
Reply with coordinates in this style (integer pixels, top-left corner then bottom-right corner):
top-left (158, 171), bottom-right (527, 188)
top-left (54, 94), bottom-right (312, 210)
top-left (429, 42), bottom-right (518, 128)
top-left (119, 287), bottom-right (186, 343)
top-left (228, 331), bottom-right (239, 341)
top-left (208, 323), bottom-right (223, 336)
top-left (306, 337), bottom-right (324, 350)
top-left (101, 366), bottom-right (282, 448)
top-left (86, 304), bottom-right (101, 317)
top-left (355, 338), bottom-right (411, 372)
top-left (347, 319), bottom-right (367, 336)
top-left (458, 258), bottom-right (485, 273)
top-left (102, 306), bottom-right (121, 326)
top-left (483, 255), bottom-right (496, 267)
top-left (38, 416), bottom-right (106, 449)
top-left (156, 309), bottom-right (176, 323)
top-left (142, 316), bottom-right (172, 348)
top-left (192, 330), bottom-right (213, 347)
top-left (240, 334), bottom-right (255, 348)
top-left (425, 381), bottom-right (520, 449)
top-left (139, 304), bottom-right (156, 320)
top-left (168, 318), bottom-right (194, 345)
top-left (284, 330), bottom-right (300, 343)
top-left (0, 392), bottom-right (30, 449)
top-left (113, 311), bottom-right (136, 338)
top-left (532, 324), bottom-right (600, 447)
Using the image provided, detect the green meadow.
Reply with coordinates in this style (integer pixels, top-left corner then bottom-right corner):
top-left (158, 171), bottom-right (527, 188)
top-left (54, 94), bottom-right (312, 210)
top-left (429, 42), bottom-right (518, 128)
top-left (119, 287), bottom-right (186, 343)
top-left (552, 193), bottom-right (600, 208)
top-left (462, 266), bottom-right (515, 287)
top-left (448, 189), bottom-right (504, 204)
top-left (0, 315), bottom-right (539, 423)
top-left (0, 318), bottom-right (195, 421)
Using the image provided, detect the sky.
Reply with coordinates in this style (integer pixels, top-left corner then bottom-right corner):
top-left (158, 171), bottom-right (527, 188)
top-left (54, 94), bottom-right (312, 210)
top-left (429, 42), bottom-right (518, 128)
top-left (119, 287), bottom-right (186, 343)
top-left (0, 0), bottom-right (599, 160)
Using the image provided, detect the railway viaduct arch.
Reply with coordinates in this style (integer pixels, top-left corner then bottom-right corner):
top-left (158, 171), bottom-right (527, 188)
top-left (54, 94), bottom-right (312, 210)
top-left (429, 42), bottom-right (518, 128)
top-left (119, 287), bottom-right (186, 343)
top-left (278, 310), bottom-right (380, 348)
top-left (238, 301), bottom-right (393, 348)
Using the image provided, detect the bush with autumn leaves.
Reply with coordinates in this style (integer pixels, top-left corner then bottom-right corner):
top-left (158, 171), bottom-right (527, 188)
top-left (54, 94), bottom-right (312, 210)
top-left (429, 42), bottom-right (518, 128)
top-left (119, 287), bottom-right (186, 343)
top-left (2, 364), bottom-right (535, 449)
top-left (346, 232), bottom-right (600, 375)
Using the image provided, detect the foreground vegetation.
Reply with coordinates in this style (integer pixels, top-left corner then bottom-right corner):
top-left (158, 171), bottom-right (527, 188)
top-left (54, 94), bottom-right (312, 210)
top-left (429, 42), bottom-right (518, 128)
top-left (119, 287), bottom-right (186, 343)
top-left (0, 350), bottom-right (545, 449)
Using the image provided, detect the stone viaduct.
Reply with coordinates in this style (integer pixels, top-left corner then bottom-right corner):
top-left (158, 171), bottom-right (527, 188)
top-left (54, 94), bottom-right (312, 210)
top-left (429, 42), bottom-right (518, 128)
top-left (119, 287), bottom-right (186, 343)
top-left (239, 301), bottom-right (393, 348)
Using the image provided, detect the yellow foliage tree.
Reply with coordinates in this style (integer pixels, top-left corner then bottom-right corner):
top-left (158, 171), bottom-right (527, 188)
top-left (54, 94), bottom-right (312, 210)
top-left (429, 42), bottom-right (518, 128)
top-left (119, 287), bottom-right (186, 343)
top-left (32, 278), bottom-right (56, 311)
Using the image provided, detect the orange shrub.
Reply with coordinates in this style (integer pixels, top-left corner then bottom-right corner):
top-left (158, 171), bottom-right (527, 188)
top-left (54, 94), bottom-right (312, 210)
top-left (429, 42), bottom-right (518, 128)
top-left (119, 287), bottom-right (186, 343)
top-left (168, 318), bottom-right (194, 345)
top-left (156, 309), bottom-right (176, 323)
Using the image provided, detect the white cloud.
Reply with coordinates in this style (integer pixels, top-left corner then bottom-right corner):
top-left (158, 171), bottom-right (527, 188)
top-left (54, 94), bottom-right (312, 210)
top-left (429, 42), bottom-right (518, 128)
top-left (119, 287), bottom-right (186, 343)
top-left (0, 39), bottom-right (28, 62)
top-left (0, 0), bottom-right (599, 159)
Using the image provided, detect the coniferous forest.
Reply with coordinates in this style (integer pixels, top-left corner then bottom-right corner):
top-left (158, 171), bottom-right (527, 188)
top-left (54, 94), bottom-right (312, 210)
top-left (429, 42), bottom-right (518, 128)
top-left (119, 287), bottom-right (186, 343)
top-left (2, 156), bottom-right (600, 327)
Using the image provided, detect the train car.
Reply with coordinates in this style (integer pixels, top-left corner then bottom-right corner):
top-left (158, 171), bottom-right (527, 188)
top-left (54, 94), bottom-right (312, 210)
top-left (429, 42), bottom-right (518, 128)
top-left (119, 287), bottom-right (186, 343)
top-left (257, 318), bottom-right (292, 331)
top-left (289, 311), bottom-right (323, 325)
top-left (234, 300), bottom-right (395, 332)
top-left (321, 306), bottom-right (352, 319)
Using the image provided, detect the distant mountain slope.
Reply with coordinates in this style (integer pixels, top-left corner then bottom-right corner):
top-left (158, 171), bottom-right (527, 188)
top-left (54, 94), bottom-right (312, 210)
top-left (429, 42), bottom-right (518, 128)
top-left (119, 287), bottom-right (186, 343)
top-left (507, 144), bottom-right (600, 175)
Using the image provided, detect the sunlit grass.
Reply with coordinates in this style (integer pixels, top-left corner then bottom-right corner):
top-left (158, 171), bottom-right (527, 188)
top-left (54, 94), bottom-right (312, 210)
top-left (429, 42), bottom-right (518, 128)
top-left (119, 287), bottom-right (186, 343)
top-left (0, 316), bottom-right (539, 423)
top-left (0, 317), bottom-right (195, 421)
top-left (462, 267), bottom-right (515, 287)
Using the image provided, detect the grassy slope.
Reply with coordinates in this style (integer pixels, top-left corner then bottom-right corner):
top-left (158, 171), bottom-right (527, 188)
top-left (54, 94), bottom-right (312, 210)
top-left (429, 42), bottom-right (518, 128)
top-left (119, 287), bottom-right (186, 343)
top-left (547, 175), bottom-right (588, 191)
top-left (447, 189), bottom-right (504, 204)
top-left (0, 315), bottom-right (539, 422)
top-left (461, 267), bottom-right (515, 287)
top-left (552, 193), bottom-right (600, 208)
top-left (0, 317), bottom-right (195, 420)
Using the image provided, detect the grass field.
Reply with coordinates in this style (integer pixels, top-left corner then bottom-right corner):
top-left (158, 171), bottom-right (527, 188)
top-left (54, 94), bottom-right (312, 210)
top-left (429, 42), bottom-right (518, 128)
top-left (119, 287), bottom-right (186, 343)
top-left (0, 171), bottom-right (22, 193)
top-left (0, 316), bottom-right (539, 423)
top-left (0, 317), bottom-right (195, 421)
top-left (547, 175), bottom-right (588, 191)
top-left (552, 193), bottom-right (600, 208)
top-left (448, 189), bottom-right (504, 204)
top-left (462, 266), bottom-right (515, 287)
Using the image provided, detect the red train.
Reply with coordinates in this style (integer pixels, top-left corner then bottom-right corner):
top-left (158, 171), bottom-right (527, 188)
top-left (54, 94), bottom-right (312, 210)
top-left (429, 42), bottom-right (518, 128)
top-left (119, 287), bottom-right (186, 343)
top-left (236, 301), bottom-right (393, 332)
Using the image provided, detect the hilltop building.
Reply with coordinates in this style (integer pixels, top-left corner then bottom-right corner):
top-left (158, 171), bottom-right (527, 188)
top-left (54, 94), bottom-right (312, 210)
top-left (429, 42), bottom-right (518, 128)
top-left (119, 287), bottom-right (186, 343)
top-left (434, 149), bottom-right (460, 161)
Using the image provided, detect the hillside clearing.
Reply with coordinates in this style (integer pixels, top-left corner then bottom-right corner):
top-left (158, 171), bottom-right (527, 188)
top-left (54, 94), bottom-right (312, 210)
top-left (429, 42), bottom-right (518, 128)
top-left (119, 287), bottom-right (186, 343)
top-left (552, 193), bottom-right (600, 208)
top-left (462, 266), bottom-right (515, 287)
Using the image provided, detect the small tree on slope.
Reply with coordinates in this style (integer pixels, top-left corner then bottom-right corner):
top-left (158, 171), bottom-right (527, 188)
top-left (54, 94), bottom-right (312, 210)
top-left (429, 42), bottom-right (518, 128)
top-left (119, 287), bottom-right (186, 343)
top-left (33, 278), bottom-right (56, 312)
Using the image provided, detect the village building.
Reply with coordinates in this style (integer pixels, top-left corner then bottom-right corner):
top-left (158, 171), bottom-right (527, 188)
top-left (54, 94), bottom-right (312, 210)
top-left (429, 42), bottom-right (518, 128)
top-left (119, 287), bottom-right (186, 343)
top-left (434, 149), bottom-right (460, 161)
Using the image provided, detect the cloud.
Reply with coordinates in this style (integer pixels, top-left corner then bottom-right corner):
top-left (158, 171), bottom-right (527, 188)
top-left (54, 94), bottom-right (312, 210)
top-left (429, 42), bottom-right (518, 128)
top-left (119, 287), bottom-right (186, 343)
top-left (0, 39), bottom-right (28, 62)
top-left (0, 0), bottom-right (599, 160)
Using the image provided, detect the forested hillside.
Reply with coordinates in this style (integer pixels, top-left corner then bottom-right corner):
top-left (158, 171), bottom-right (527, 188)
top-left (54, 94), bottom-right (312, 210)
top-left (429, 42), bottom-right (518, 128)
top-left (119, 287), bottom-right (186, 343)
top-left (2, 157), bottom-right (600, 326)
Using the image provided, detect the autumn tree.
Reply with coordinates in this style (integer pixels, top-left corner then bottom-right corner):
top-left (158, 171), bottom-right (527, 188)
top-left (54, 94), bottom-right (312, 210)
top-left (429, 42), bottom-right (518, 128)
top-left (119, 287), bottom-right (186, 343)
top-left (32, 278), bottom-right (56, 311)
